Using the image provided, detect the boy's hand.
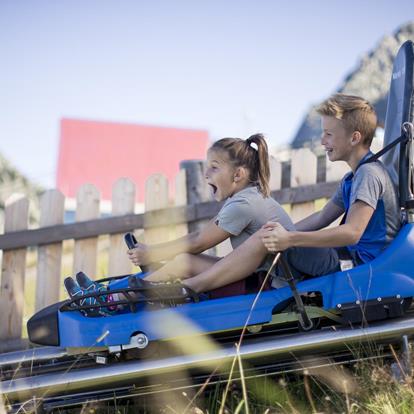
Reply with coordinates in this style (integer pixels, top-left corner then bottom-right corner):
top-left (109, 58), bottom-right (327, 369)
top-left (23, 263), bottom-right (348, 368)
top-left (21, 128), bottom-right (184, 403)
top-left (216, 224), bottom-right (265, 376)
top-left (127, 242), bottom-right (150, 266)
top-left (261, 221), bottom-right (292, 252)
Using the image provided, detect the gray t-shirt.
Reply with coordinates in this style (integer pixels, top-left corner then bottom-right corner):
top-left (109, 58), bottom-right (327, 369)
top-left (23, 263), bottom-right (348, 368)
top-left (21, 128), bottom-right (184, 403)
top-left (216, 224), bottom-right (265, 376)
top-left (215, 186), bottom-right (294, 275)
top-left (332, 160), bottom-right (400, 261)
top-left (216, 186), bottom-right (295, 249)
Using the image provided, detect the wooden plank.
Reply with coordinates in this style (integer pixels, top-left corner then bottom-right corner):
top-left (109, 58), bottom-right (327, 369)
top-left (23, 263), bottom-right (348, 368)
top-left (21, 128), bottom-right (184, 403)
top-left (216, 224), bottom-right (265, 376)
top-left (35, 190), bottom-right (65, 311)
top-left (144, 174), bottom-right (170, 245)
top-left (0, 182), bottom-right (339, 251)
top-left (281, 161), bottom-right (291, 189)
top-left (73, 184), bottom-right (100, 276)
top-left (272, 181), bottom-right (338, 204)
top-left (326, 159), bottom-right (350, 182)
top-left (180, 160), bottom-right (211, 233)
top-left (290, 148), bottom-right (317, 222)
top-left (0, 337), bottom-right (29, 353)
top-left (180, 159), bottom-right (218, 255)
top-left (108, 178), bottom-right (136, 276)
top-left (317, 154), bottom-right (327, 183)
top-left (269, 155), bottom-right (282, 191)
top-left (174, 169), bottom-right (188, 238)
top-left (0, 195), bottom-right (29, 340)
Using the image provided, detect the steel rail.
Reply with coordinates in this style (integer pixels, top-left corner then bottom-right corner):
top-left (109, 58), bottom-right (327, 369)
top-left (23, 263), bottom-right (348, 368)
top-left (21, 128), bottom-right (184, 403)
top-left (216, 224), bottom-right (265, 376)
top-left (36, 351), bottom-right (392, 412)
top-left (0, 347), bottom-right (68, 368)
top-left (2, 316), bottom-right (414, 402)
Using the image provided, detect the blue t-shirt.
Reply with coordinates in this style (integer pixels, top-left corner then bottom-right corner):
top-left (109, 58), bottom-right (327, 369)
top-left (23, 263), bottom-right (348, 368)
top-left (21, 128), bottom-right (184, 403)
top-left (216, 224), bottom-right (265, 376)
top-left (332, 152), bottom-right (400, 263)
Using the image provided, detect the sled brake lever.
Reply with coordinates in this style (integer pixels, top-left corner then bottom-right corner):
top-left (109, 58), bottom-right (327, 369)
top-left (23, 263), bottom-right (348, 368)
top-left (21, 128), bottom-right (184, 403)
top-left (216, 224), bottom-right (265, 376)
top-left (124, 232), bottom-right (150, 274)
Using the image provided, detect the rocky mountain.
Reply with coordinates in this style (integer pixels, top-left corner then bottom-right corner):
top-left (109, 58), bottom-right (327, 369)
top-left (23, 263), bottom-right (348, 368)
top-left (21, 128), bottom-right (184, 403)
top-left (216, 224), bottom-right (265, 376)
top-left (0, 153), bottom-right (42, 229)
top-left (291, 21), bottom-right (414, 149)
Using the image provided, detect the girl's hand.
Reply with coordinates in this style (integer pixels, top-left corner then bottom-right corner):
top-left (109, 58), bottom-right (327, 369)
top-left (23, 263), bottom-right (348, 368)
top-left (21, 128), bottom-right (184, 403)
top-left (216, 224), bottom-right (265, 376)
top-left (127, 242), bottom-right (150, 266)
top-left (261, 222), bottom-right (292, 252)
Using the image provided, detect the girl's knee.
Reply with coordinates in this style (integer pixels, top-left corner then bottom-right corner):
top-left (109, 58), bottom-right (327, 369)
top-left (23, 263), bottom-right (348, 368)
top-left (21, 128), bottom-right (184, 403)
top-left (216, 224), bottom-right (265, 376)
top-left (246, 231), bottom-right (267, 253)
top-left (173, 253), bottom-right (192, 263)
top-left (172, 253), bottom-right (194, 274)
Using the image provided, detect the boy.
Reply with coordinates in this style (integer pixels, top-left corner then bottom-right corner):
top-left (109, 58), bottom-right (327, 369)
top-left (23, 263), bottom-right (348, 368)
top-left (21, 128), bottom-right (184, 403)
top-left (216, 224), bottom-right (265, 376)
top-left (261, 93), bottom-right (400, 276)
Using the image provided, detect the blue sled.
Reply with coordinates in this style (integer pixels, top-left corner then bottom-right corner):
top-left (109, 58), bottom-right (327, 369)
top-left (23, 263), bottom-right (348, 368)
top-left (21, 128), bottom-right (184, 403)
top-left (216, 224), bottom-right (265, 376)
top-left (26, 222), bottom-right (414, 349)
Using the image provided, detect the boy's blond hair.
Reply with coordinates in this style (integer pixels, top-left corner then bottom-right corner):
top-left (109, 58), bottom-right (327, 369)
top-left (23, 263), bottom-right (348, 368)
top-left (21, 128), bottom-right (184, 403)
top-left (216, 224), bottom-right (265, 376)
top-left (316, 93), bottom-right (377, 147)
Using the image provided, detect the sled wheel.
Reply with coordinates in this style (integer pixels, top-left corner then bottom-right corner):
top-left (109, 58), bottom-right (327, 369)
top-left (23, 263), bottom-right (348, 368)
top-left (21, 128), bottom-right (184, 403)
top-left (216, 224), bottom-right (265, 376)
top-left (124, 342), bottom-right (160, 360)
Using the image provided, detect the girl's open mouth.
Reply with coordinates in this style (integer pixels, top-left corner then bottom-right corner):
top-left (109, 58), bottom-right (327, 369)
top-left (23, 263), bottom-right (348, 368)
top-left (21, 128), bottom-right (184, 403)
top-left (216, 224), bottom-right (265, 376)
top-left (208, 184), bottom-right (217, 194)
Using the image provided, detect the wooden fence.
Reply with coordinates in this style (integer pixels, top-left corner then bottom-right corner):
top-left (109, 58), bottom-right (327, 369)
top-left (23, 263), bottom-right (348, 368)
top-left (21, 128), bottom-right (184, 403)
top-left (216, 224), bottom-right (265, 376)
top-left (0, 148), bottom-right (345, 351)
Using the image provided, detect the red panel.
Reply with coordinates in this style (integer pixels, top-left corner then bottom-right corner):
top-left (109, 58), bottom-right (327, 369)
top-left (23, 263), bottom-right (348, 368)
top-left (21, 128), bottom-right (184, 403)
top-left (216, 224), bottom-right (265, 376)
top-left (56, 119), bottom-right (209, 202)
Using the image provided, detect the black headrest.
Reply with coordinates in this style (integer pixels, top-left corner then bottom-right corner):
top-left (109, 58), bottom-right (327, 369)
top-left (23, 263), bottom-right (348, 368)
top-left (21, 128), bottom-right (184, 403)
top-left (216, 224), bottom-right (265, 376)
top-left (382, 40), bottom-right (414, 208)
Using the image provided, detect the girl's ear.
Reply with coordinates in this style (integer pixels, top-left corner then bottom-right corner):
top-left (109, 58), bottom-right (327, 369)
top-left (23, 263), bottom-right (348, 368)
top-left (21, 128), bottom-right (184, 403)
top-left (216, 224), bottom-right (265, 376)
top-left (233, 167), bottom-right (248, 182)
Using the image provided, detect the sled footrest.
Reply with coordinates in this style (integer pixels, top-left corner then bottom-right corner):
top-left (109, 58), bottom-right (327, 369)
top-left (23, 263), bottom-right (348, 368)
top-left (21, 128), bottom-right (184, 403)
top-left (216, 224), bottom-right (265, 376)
top-left (340, 296), bottom-right (412, 324)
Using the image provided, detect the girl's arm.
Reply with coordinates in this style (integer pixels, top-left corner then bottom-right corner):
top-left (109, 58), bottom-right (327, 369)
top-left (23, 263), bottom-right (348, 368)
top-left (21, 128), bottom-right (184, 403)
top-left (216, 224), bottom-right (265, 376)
top-left (128, 219), bottom-right (231, 265)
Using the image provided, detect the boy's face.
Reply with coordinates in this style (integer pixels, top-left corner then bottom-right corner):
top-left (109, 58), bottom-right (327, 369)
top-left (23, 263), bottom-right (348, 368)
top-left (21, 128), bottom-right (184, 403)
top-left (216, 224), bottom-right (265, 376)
top-left (321, 115), bottom-right (353, 162)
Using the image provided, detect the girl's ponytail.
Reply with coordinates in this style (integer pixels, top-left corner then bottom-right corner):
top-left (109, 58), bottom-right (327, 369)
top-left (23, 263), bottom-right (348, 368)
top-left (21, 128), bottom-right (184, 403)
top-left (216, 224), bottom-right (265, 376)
top-left (245, 134), bottom-right (270, 197)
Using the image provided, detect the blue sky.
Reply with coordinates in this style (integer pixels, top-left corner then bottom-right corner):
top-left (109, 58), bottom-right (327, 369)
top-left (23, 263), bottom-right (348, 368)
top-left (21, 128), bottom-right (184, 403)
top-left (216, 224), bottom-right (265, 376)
top-left (1, 0), bottom-right (413, 188)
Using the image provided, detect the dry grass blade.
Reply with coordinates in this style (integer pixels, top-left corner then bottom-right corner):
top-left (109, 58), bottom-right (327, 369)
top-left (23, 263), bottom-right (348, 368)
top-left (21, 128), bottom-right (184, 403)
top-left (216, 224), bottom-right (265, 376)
top-left (220, 253), bottom-right (281, 412)
top-left (0, 393), bottom-right (6, 414)
top-left (219, 353), bottom-right (238, 414)
top-left (236, 343), bottom-right (249, 414)
top-left (182, 366), bottom-right (220, 414)
top-left (238, 253), bottom-right (281, 345)
top-left (300, 357), bottom-right (357, 395)
top-left (234, 399), bottom-right (245, 414)
top-left (303, 373), bottom-right (316, 414)
top-left (390, 344), bottom-right (409, 382)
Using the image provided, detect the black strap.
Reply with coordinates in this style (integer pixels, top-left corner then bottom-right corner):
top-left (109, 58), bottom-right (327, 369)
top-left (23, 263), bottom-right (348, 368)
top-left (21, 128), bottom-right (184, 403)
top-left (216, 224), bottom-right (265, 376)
top-left (358, 132), bottom-right (408, 169)
top-left (339, 129), bottom-right (410, 226)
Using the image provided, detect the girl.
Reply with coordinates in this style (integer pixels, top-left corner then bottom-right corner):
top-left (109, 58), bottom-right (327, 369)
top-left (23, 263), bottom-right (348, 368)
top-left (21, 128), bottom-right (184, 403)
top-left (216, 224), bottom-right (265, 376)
top-left (126, 133), bottom-right (294, 295)
top-left (65, 134), bottom-right (294, 309)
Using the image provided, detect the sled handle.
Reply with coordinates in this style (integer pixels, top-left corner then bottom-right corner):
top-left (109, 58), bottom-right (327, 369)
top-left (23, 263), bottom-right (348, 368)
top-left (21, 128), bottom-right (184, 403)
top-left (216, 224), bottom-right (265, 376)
top-left (278, 254), bottom-right (313, 331)
top-left (124, 232), bottom-right (149, 274)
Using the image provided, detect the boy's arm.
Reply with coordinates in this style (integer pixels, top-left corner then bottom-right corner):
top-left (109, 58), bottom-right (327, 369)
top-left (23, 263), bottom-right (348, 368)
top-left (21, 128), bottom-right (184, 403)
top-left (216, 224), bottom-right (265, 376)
top-left (262, 200), bottom-right (374, 251)
top-left (128, 219), bottom-right (230, 265)
top-left (295, 199), bottom-right (344, 231)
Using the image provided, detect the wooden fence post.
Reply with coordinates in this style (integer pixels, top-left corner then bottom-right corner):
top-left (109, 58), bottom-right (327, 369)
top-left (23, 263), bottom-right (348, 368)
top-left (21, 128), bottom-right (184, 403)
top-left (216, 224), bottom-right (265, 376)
top-left (325, 156), bottom-right (348, 227)
top-left (108, 178), bottom-right (136, 276)
top-left (179, 160), bottom-right (211, 233)
top-left (326, 159), bottom-right (350, 182)
top-left (0, 195), bottom-right (29, 340)
top-left (144, 174), bottom-right (170, 245)
top-left (269, 155), bottom-right (282, 191)
top-left (35, 190), bottom-right (65, 311)
top-left (73, 184), bottom-right (100, 276)
top-left (180, 160), bottom-right (219, 256)
top-left (174, 169), bottom-right (188, 238)
top-left (290, 148), bottom-right (317, 222)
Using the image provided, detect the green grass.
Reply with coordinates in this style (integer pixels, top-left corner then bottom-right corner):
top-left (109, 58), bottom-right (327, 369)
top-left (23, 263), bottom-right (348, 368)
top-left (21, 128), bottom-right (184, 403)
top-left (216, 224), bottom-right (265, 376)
top-left (182, 355), bottom-right (414, 414)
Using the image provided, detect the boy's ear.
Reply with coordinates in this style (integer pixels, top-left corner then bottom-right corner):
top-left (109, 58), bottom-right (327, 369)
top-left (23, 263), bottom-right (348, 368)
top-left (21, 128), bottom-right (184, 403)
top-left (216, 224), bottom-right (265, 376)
top-left (350, 131), bottom-right (362, 146)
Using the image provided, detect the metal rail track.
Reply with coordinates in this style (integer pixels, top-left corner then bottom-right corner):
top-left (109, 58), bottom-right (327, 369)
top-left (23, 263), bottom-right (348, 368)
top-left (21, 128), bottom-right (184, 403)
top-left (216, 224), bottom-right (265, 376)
top-left (10, 350), bottom-right (394, 413)
top-left (2, 315), bottom-right (414, 407)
